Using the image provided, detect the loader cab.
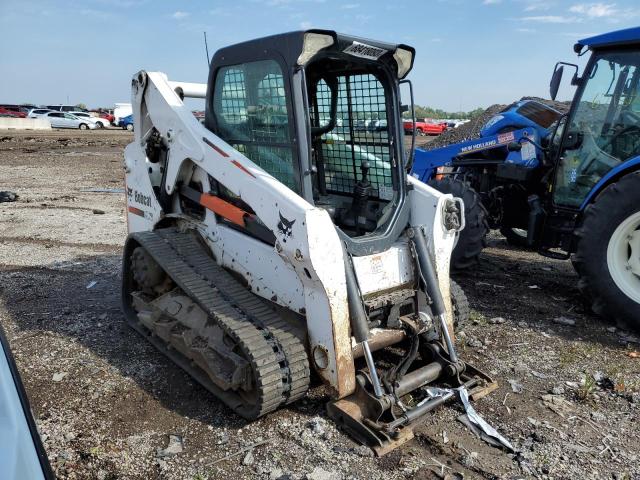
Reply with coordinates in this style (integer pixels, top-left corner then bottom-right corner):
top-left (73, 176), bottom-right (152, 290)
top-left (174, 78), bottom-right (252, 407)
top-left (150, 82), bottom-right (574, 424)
top-left (205, 30), bottom-right (415, 254)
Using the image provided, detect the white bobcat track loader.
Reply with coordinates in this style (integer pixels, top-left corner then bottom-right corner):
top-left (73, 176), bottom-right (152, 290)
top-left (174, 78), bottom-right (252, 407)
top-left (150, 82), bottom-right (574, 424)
top-left (122, 30), bottom-right (496, 454)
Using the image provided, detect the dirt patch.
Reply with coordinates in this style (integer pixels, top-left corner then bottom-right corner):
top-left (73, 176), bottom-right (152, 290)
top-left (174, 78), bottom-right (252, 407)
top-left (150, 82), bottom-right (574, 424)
top-left (1, 130), bottom-right (638, 479)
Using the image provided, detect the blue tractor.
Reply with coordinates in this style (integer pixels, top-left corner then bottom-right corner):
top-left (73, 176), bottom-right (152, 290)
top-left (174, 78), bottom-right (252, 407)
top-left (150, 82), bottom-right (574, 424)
top-left (411, 27), bottom-right (640, 329)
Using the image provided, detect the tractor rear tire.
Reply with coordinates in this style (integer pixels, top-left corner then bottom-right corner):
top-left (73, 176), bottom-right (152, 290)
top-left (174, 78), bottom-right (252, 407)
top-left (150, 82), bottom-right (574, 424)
top-left (428, 177), bottom-right (489, 269)
top-left (451, 279), bottom-right (469, 330)
top-left (573, 172), bottom-right (640, 331)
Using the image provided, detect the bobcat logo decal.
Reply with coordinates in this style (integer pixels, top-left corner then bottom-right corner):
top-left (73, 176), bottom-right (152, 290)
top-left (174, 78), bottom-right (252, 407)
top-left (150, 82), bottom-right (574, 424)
top-left (277, 211), bottom-right (295, 242)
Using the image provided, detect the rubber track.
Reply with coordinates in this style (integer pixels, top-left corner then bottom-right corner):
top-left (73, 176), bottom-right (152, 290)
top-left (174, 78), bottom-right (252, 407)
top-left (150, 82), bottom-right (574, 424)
top-left (130, 229), bottom-right (309, 418)
top-left (156, 229), bottom-right (310, 403)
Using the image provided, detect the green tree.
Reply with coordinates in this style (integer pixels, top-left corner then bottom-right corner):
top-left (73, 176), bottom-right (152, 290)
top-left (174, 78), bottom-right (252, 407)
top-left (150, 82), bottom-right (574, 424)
top-left (403, 104), bottom-right (485, 120)
top-left (76, 103), bottom-right (87, 110)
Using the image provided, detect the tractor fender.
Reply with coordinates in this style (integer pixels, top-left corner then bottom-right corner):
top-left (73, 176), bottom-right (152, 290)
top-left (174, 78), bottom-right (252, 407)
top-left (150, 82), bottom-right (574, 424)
top-left (579, 154), bottom-right (640, 210)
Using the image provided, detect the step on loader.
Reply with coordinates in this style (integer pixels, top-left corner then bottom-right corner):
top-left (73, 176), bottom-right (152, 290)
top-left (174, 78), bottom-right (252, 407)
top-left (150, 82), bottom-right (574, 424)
top-left (121, 30), bottom-right (497, 454)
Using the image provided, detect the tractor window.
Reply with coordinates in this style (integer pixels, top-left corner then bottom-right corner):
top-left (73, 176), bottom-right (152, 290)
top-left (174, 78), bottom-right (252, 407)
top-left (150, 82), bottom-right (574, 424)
top-left (310, 74), bottom-right (393, 200)
top-left (554, 50), bottom-right (640, 207)
top-left (213, 60), bottom-right (298, 193)
top-left (516, 102), bottom-right (561, 129)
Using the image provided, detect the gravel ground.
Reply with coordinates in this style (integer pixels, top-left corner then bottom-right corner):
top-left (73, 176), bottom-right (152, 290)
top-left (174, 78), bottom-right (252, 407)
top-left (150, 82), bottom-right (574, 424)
top-left (1, 129), bottom-right (639, 480)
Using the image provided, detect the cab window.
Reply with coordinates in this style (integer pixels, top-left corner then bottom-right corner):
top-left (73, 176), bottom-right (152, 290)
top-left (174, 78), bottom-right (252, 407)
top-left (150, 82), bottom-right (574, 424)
top-left (212, 59), bottom-right (298, 193)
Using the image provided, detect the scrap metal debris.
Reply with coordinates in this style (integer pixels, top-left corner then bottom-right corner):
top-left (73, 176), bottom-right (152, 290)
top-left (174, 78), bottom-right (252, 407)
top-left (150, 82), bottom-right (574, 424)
top-left (426, 386), bottom-right (515, 452)
top-left (541, 394), bottom-right (574, 418)
top-left (0, 191), bottom-right (18, 202)
top-left (52, 372), bottom-right (68, 382)
top-left (553, 316), bottom-right (576, 326)
top-left (156, 435), bottom-right (184, 458)
top-left (507, 379), bottom-right (524, 394)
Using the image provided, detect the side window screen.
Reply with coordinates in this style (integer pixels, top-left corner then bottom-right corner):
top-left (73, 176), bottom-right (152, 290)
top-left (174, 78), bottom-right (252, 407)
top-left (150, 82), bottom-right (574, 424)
top-left (213, 60), bottom-right (298, 193)
top-left (219, 68), bottom-right (246, 128)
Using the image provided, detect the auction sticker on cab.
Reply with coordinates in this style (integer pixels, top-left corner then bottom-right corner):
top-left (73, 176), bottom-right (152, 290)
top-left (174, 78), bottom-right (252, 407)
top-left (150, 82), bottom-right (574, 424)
top-left (343, 41), bottom-right (387, 60)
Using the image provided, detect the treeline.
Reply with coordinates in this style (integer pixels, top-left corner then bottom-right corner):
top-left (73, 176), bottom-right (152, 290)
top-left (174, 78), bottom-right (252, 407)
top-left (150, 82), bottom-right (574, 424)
top-left (403, 105), bottom-right (485, 120)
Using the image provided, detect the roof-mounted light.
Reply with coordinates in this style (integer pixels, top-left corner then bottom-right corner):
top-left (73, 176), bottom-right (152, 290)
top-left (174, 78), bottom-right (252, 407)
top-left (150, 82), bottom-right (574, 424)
top-left (297, 32), bottom-right (334, 66)
top-left (393, 47), bottom-right (413, 79)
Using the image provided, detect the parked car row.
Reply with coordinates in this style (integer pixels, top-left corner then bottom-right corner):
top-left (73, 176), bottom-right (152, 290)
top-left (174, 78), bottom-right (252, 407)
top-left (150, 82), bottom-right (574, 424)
top-left (0, 102), bottom-right (206, 133)
top-left (0, 104), bottom-right (117, 129)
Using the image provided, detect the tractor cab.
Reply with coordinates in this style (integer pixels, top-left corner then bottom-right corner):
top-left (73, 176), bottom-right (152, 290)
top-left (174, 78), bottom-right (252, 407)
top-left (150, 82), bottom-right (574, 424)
top-left (205, 30), bottom-right (415, 253)
top-left (550, 47), bottom-right (640, 207)
top-left (541, 28), bottom-right (640, 253)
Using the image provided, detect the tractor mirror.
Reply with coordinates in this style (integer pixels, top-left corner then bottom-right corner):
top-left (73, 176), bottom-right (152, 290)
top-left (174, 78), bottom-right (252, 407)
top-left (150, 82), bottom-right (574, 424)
top-left (507, 142), bottom-right (522, 152)
top-left (550, 64), bottom-right (564, 101)
top-left (401, 104), bottom-right (409, 113)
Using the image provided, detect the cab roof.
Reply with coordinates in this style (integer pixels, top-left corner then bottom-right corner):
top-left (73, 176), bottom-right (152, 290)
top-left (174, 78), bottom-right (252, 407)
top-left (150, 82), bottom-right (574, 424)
top-left (210, 29), bottom-right (415, 78)
top-left (576, 26), bottom-right (640, 52)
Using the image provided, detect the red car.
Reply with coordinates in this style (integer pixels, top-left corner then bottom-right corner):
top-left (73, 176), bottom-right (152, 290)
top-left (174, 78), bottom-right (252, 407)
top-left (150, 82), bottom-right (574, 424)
top-left (403, 119), bottom-right (447, 136)
top-left (99, 112), bottom-right (115, 124)
top-left (0, 107), bottom-right (27, 118)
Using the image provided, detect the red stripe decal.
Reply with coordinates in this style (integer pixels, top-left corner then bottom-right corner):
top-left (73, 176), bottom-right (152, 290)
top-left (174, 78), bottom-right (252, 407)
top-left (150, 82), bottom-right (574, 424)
top-left (232, 160), bottom-right (256, 178)
top-left (203, 137), bottom-right (229, 157)
top-left (128, 206), bottom-right (145, 217)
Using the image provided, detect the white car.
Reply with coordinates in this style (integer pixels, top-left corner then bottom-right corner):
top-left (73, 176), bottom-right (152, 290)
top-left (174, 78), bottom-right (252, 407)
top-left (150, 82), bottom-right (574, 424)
top-left (68, 111), bottom-right (109, 128)
top-left (27, 108), bottom-right (54, 118)
top-left (42, 112), bottom-right (96, 130)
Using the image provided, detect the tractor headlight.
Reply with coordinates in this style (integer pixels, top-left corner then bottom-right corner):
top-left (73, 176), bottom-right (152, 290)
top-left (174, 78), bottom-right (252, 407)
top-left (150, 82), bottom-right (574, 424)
top-left (298, 33), bottom-right (334, 66)
top-left (393, 47), bottom-right (414, 79)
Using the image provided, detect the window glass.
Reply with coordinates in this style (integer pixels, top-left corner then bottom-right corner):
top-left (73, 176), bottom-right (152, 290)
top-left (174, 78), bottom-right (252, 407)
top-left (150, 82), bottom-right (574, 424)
top-left (214, 59), bottom-right (297, 192)
top-left (554, 51), bottom-right (640, 207)
top-left (516, 102), bottom-right (562, 129)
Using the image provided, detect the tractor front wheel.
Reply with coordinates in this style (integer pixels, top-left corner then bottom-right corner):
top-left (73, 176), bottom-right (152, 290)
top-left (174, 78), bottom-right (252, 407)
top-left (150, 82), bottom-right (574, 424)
top-left (573, 172), bottom-right (640, 331)
top-left (428, 177), bottom-right (489, 269)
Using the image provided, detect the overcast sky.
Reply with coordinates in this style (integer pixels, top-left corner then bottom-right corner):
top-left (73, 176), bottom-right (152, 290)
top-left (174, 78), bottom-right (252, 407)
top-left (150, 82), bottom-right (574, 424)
top-left (1, 0), bottom-right (638, 111)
